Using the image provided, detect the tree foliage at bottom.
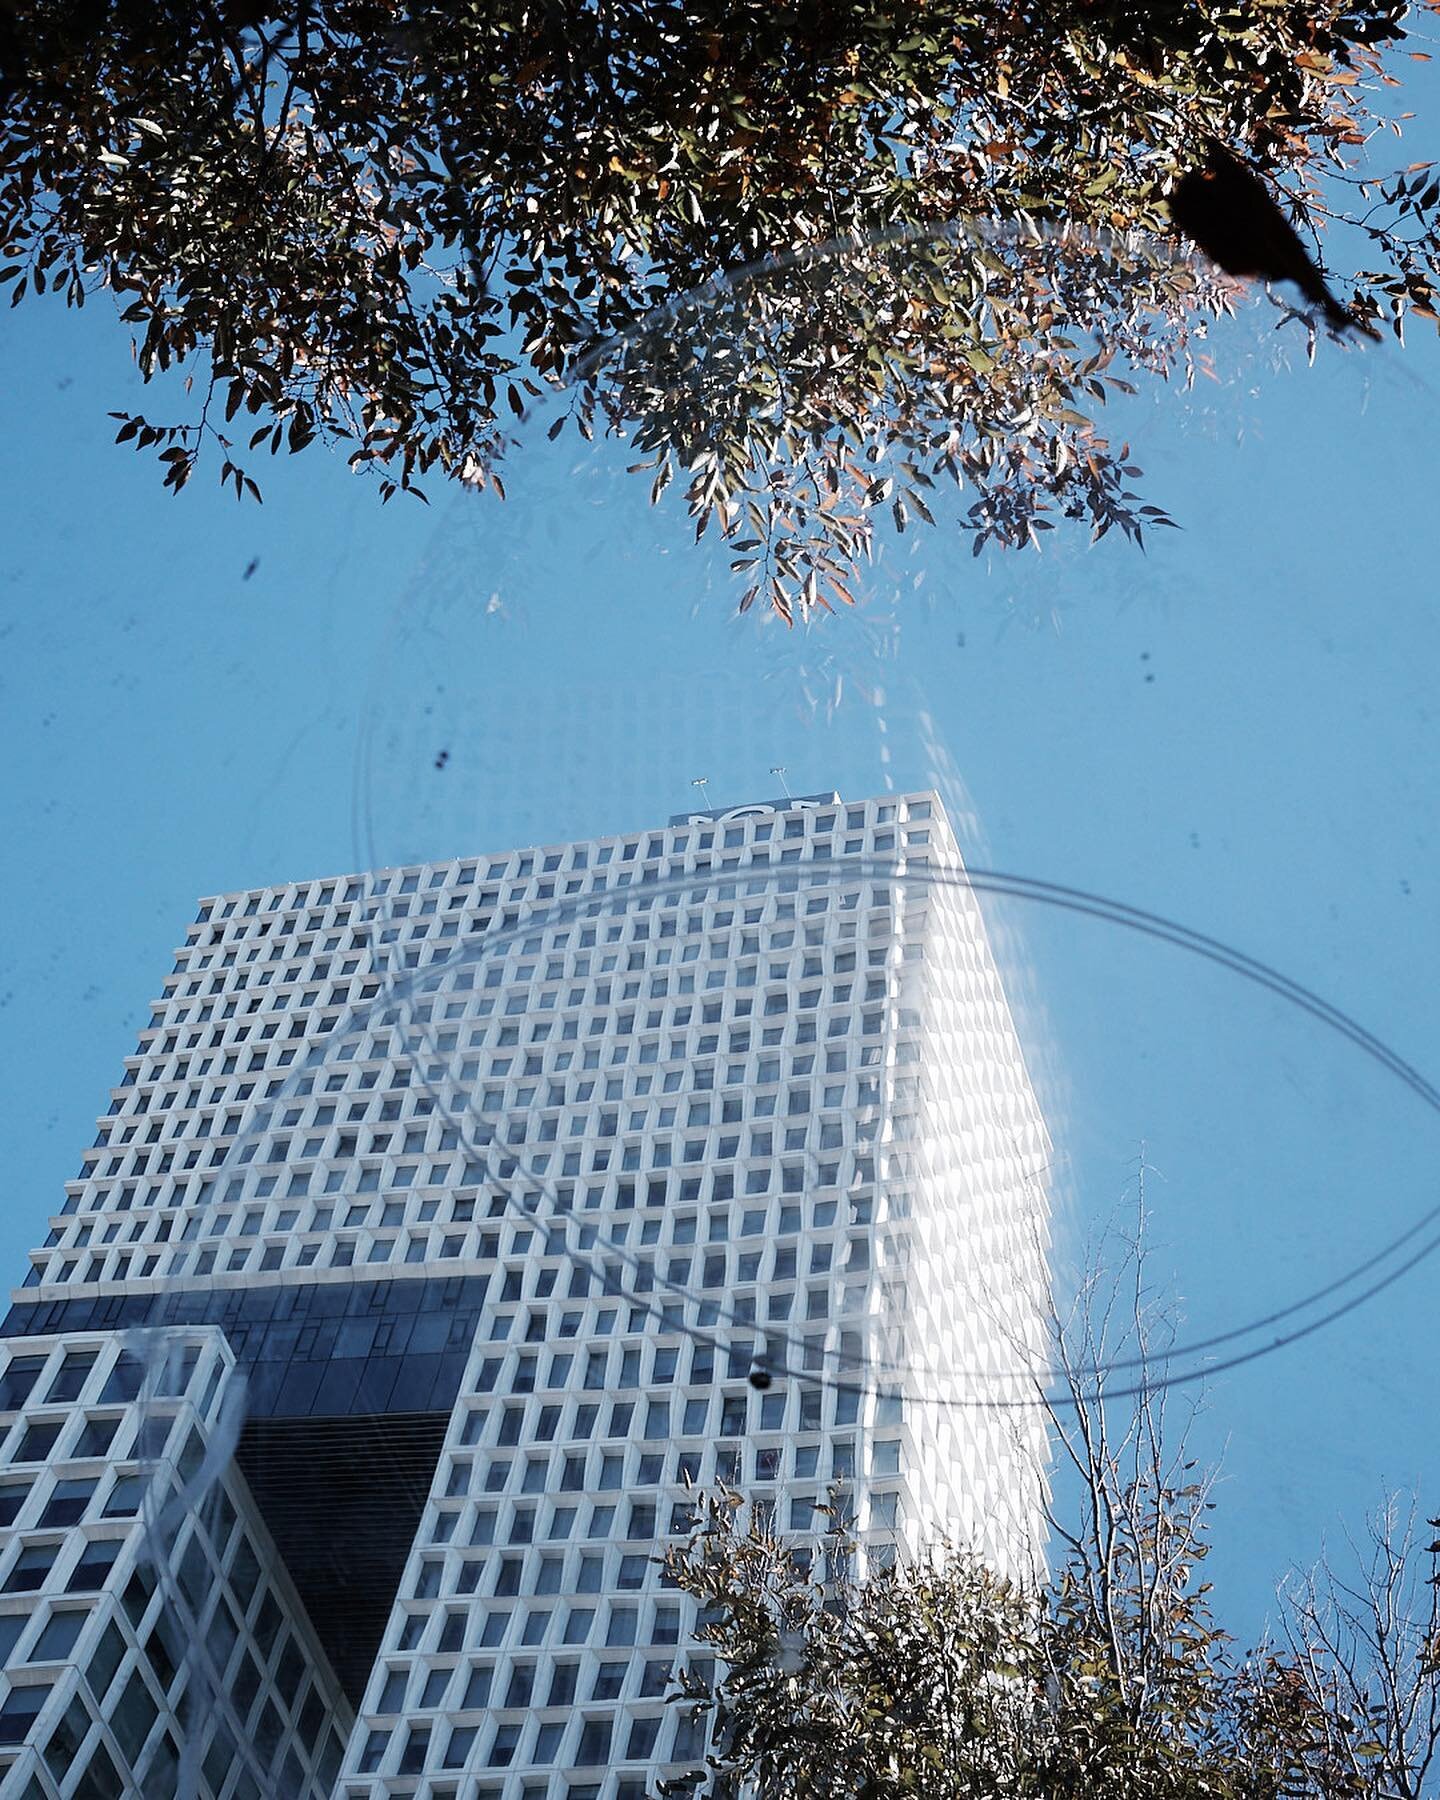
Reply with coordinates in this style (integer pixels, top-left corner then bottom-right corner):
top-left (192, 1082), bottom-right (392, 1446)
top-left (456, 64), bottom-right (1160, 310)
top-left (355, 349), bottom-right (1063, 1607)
top-left (664, 1481), bottom-right (1440, 1800)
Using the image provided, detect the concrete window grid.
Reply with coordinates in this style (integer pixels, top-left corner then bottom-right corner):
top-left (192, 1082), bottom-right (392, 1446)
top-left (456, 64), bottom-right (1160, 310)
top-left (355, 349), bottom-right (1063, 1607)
top-left (6, 791), bottom-right (1051, 1797)
top-left (0, 1332), bottom-right (349, 1800)
top-left (338, 1296), bottom-right (928, 1771)
top-left (33, 806), bottom-right (938, 1297)
top-left (335, 1344), bottom-right (852, 1793)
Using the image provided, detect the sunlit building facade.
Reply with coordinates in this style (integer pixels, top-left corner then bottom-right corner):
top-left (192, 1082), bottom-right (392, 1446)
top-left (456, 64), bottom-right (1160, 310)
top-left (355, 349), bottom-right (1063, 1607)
top-left (0, 791), bottom-right (1049, 1798)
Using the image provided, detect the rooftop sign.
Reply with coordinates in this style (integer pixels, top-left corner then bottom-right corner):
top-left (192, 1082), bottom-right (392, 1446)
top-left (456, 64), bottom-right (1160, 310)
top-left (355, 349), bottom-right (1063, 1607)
top-left (668, 791), bottom-right (841, 827)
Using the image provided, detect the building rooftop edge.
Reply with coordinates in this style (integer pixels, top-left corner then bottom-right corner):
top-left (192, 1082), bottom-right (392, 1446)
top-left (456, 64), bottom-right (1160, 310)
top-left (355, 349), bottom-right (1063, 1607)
top-left (189, 788), bottom-right (949, 911)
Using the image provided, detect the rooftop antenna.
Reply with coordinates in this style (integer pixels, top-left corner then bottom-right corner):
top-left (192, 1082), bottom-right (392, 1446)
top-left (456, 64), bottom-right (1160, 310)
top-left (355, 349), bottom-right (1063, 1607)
top-left (769, 765), bottom-right (792, 799)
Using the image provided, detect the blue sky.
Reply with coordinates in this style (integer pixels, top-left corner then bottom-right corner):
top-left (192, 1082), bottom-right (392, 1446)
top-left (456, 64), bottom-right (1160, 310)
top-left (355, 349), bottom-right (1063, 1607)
top-left (4, 183), bottom-right (1440, 1647)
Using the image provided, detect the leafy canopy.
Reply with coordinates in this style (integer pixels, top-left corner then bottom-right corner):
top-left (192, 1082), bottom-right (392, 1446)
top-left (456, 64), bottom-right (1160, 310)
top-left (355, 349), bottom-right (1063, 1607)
top-left (663, 1484), bottom-right (1440, 1800)
top-left (4, 0), bottom-right (1439, 615)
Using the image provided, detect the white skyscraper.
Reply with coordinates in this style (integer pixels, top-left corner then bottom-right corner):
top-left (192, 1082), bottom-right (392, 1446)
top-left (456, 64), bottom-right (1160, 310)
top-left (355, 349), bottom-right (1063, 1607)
top-left (0, 790), bottom-right (1049, 1800)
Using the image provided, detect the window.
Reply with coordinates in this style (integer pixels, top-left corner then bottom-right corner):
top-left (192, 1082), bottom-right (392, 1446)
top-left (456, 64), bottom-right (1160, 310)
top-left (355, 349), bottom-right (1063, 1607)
top-left (444, 1724), bottom-right (477, 1768)
top-left (102, 1476), bottom-right (147, 1521)
top-left (626, 1715), bottom-right (663, 1759)
top-left (0, 1680), bottom-right (50, 1745)
top-left (502, 1662), bottom-right (535, 1707)
top-left (870, 1492), bottom-right (900, 1529)
top-left (631, 1658), bottom-right (667, 1699)
top-left (72, 1736), bottom-right (126, 1793)
top-left (99, 1357), bottom-right (144, 1405)
top-left (108, 1669), bottom-right (159, 1765)
top-left (562, 1607), bottom-right (593, 1645)
top-left (459, 1664), bottom-right (492, 1710)
top-left (40, 1479), bottom-right (96, 1529)
top-left (575, 1717), bottom-right (613, 1765)
top-left (29, 1612), bottom-right (87, 1665)
top-left (0, 1481), bottom-right (32, 1527)
top-left (42, 1690), bottom-right (92, 1777)
top-left (45, 1353), bottom-right (98, 1405)
top-left (0, 1357), bottom-right (47, 1412)
top-left (13, 1422), bottom-right (61, 1463)
top-left (487, 1722), bottom-right (521, 1768)
top-left (606, 1606), bottom-right (638, 1646)
top-left (590, 1663), bottom-right (626, 1701)
top-left (5, 1544), bottom-right (59, 1594)
top-left (85, 1621), bottom-right (127, 1700)
top-left (73, 1418), bottom-right (120, 1458)
top-left (871, 1439), bottom-right (901, 1475)
top-left (357, 1727), bottom-right (390, 1774)
top-left (398, 1724), bottom-right (431, 1775)
top-left (67, 1539), bottom-right (122, 1594)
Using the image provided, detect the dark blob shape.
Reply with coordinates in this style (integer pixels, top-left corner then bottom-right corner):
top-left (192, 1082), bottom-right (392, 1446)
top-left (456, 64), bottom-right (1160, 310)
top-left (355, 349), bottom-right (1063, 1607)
top-left (1169, 146), bottom-right (1369, 336)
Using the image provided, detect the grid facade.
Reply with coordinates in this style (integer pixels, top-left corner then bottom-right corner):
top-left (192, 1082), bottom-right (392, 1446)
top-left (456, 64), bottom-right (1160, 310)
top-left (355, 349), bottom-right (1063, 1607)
top-left (1, 790), bottom-right (1050, 1799)
top-left (0, 1329), bottom-right (348, 1799)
